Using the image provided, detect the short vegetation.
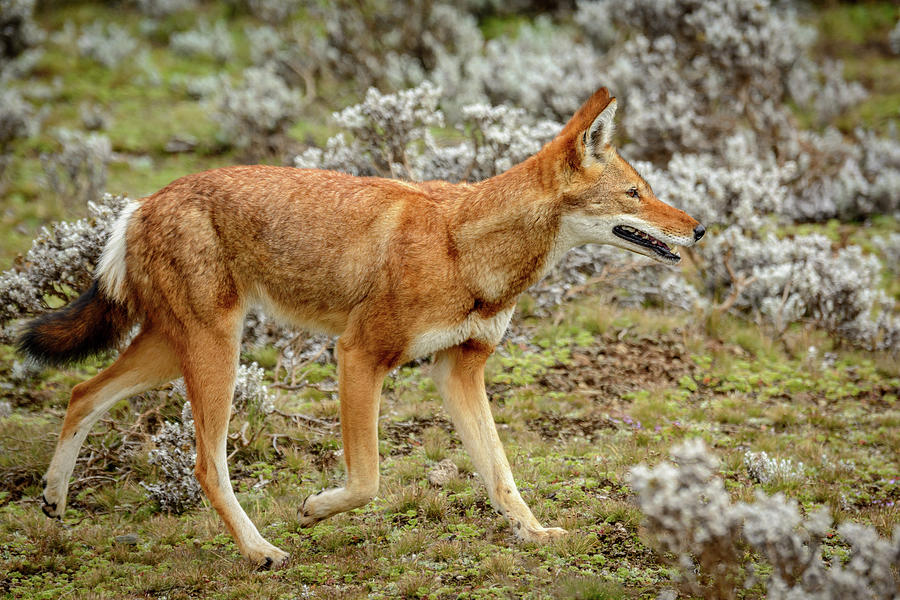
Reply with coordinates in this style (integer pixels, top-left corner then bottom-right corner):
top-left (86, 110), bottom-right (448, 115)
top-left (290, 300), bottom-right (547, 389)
top-left (0, 0), bottom-right (898, 598)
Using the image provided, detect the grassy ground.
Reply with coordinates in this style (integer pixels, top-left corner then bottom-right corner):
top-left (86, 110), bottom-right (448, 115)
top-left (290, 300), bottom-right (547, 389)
top-left (1, 296), bottom-right (898, 599)
top-left (1, 2), bottom-right (899, 599)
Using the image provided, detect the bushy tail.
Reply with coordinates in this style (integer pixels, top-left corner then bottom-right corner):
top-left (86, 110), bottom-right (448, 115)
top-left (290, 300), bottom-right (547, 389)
top-left (18, 280), bottom-right (133, 366)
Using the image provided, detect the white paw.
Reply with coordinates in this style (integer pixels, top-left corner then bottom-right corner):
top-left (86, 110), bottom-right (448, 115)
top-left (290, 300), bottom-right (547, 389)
top-left (515, 525), bottom-right (568, 544)
top-left (246, 543), bottom-right (290, 570)
top-left (40, 476), bottom-right (66, 519)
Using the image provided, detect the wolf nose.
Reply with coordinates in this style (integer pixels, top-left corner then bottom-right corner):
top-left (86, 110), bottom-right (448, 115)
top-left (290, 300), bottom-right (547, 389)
top-left (693, 224), bottom-right (706, 241)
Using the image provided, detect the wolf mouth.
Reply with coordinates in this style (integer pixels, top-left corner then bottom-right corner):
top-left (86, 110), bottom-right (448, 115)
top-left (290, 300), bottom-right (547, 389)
top-left (612, 225), bottom-right (680, 262)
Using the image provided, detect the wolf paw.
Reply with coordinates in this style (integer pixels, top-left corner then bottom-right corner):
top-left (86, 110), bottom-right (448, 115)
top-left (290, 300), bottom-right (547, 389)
top-left (516, 525), bottom-right (567, 544)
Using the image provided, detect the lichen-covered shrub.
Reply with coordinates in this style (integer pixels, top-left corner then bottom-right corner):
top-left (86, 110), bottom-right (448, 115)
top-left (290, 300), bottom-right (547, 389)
top-left (0, 88), bottom-right (41, 184)
top-left (213, 65), bottom-right (301, 157)
top-left (134, 0), bottom-right (197, 18)
top-left (140, 365), bottom-right (280, 512)
top-left (40, 128), bottom-right (112, 211)
top-left (629, 441), bottom-right (900, 599)
top-left (0, 0), bottom-right (43, 70)
top-left (76, 22), bottom-right (137, 68)
top-left (0, 193), bottom-right (128, 343)
top-left (140, 401), bottom-right (202, 513)
top-left (743, 451), bottom-right (804, 485)
top-left (295, 81), bottom-right (560, 183)
top-left (169, 19), bottom-right (233, 62)
top-left (698, 227), bottom-right (899, 351)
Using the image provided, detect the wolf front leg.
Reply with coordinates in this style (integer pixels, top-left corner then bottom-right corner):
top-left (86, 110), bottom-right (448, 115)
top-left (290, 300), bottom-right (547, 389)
top-left (433, 341), bottom-right (567, 543)
top-left (298, 339), bottom-right (387, 526)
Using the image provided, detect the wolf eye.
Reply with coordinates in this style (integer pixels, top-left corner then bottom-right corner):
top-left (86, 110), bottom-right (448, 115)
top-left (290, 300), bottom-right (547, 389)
top-left (626, 187), bottom-right (639, 199)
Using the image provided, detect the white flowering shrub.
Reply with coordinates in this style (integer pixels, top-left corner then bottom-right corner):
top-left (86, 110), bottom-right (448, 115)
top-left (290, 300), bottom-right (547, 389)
top-left (140, 401), bottom-right (203, 513)
top-left (238, 0), bottom-right (302, 24)
top-left (743, 451), bottom-right (804, 485)
top-left (40, 128), bottom-right (112, 211)
top-left (213, 65), bottom-right (301, 157)
top-left (134, 0), bottom-right (197, 18)
top-left (169, 19), bottom-right (233, 63)
top-left (0, 0), bottom-right (43, 71)
top-left (296, 81), bottom-right (560, 184)
top-left (629, 440), bottom-right (900, 599)
top-left (0, 193), bottom-right (128, 343)
top-left (0, 88), bottom-right (40, 183)
top-left (233, 362), bottom-right (275, 415)
top-left (76, 22), bottom-right (137, 69)
top-left (140, 365), bottom-right (280, 512)
top-left (890, 19), bottom-right (900, 55)
top-left (699, 227), bottom-right (900, 351)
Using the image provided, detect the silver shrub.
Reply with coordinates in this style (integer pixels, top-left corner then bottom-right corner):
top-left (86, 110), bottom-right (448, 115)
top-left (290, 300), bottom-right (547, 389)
top-left (241, 0), bottom-right (302, 24)
top-left (478, 17), bottom-right (600, 121)
top-left (890, 19), bottom-right (900, 55)
top-left (232, 362), bottom-right (275, 415)
top-left (630, 441), bottom-right (900, 599)
top-left (296, 82), bottom-right (445, 178)
top-left (40, 128), bottom-right (113, 210)
top-left (213, 65), bottom-right (301, 156)
top-left (0, 88), bottom-right (41, 182)
top-left (140, 401), bottom-right (203, 513)
top-left (141, 365), bottom-right (279, 512)
top-left (743, 451), bottom-right (804, 485)
top-left (169, 19), bottom-right (234, 63)
top-left (134, 0), bottom-right (197, 18)
top-left (295, 81), bottom-right (559, 184)
top-left (0, 0), bottom-right (44, 70)
top-left (0, 193), bottom-right (129, 343)
top-left (76, 22), bottom-right (137, 69)
top-left (700, 227), bottom-right (899, 350)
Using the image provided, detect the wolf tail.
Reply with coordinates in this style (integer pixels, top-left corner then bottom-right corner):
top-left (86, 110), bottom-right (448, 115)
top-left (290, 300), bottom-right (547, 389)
top-left (17, 280), bottom-right (134, 366)
top-left (18, 201), bottom-right (139, 366)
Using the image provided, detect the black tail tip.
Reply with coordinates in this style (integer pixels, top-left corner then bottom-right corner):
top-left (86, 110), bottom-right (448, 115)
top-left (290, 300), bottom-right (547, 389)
top-left (16, 280), bottom-right (129, 367)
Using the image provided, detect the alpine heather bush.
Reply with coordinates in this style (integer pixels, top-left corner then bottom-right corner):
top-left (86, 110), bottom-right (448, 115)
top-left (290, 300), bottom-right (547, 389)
top-left (629, 441), bottom-right (900, 599)
top-left (213, 65), bottom-right (301, 158)
top-left (237, 0), bottom-right (302, 24)
top-left (743, 451), bottom-right (804, 485)
top-left (169, 19), bottom-right (234, 63)
top-left (890, 19), bottom-right (900, 55)
top-left (700, 227), bottom-right (899, 351)
top-left (295, 81), bottom-right (560, 183)
top-left (0, 193), bottom-right (128, 343)
top-left (134, 0), bottom-right (197, 18)
top-left (312, 0), bottom-right (490, 92)
top-left (295, 82), bottom-right (445, 178)
top-left (76, 22), bottom-right (137, 69)
top-left (141, 365), bottom-right (281, 512)
top-left (141, 400), bottom-right (202, 513)
top-left (40, 128), bottom-right (113, 211)
top-left (0, 88), bottom-right (40, 182)
top-left (0, 0), bottom-right (43, 69)
top-left (232, 362), bottom-right (275, 415)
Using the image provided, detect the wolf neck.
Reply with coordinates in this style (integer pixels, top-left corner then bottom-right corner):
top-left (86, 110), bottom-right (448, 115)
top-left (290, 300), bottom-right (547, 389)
top-left (449, 154), bottom-right (571, 308)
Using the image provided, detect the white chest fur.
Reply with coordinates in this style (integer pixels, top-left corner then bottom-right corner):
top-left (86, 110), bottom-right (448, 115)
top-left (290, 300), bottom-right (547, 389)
top-left (406, 306), bottom-right (515, 360)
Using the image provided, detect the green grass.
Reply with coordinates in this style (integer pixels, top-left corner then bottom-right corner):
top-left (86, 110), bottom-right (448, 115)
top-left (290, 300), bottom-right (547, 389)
top-left (1, 2), bottom-right (899, 597)
top-left (1, 298), bottom-right (897, 599)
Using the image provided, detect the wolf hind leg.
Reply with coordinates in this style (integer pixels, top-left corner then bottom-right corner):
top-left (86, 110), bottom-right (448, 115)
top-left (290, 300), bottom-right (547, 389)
top-left (42, 325), bottom-right (181, 518)
top-left (181, 326), bottom-right (289, 568)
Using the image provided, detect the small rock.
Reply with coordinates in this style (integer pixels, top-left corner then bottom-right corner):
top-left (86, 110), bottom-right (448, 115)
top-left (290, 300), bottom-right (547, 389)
top-left (114, 533), bottom-right (140, 546)
top-left (427, 458), bottom-right (458, 487)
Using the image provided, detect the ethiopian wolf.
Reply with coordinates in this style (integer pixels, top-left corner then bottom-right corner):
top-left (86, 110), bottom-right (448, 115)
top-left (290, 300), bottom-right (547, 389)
top-left (21, 87), bottom-right (705, 567)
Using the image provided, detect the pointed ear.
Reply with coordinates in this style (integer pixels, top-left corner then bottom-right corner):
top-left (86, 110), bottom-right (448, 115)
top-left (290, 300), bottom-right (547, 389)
top-left (583, 98), bottom-right (617, 162)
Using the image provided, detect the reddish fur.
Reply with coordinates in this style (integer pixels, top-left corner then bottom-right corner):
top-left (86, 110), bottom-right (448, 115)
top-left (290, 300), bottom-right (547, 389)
top-left (32, 87), bottom-right (701, 566)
